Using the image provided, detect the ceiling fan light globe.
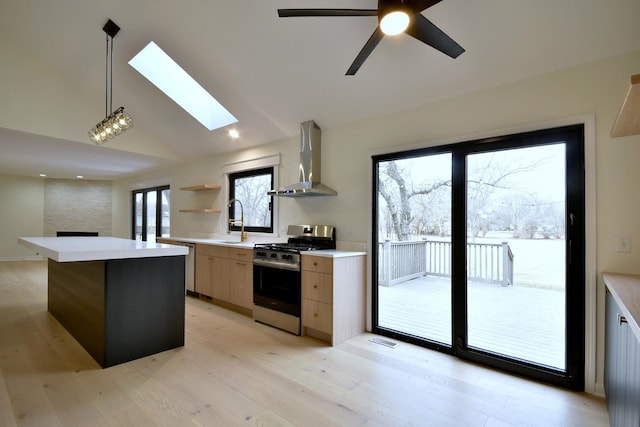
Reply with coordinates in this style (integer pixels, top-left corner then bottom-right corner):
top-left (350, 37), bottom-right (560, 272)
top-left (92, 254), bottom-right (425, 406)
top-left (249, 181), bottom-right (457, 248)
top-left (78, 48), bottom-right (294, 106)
top-left (380, 11), bottom-right (410, 35)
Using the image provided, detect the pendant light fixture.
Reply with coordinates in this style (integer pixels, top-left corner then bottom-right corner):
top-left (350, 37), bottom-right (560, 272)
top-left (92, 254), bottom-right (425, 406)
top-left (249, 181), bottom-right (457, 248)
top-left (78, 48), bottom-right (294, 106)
top-left (88, 19), bottom-right (133, 145)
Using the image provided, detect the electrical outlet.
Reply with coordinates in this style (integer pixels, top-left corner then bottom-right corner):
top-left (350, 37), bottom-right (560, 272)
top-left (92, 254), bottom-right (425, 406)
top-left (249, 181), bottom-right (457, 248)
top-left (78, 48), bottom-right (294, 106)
top-left (616, 236), bottom-right (631, 253)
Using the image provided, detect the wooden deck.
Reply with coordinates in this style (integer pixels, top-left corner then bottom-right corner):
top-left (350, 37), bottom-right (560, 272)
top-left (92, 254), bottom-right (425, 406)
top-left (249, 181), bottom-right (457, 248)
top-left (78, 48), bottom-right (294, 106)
top-left (378, 275), bottom-right (565, 369)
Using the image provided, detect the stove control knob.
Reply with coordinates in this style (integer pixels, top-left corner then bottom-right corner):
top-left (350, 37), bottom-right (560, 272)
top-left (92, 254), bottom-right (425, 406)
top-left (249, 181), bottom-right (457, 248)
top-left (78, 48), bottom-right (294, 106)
top-left (282, 254), bottom-right (292, 260)
top-left (270, 253), bottom-right (278, 258)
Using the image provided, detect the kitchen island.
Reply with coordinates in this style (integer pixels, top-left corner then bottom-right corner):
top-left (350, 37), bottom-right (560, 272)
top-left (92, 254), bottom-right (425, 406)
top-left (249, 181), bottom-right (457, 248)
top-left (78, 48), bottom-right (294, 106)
top-left (18, 237), bottom-right (189, 368)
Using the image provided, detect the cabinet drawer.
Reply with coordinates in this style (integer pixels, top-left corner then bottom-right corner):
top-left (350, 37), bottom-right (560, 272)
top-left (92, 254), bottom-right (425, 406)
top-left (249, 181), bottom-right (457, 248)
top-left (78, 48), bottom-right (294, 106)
top-left (226, 247), bottom-right (253, 262)
top-left (196, 244), bottom-right (252, 261)
top-left (195, 243), bottom-right (225, 257)
top-left (301, 255), bottom-right (333, 274)
top-left (302, 271), bottom-right (332, 303)
top-left (302, 298), bottom-right (332, 334)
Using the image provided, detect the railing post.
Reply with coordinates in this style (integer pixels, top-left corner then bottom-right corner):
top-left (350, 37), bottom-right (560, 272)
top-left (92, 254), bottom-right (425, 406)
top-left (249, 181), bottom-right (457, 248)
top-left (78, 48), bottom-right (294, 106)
top-left (422, 239), bottom-right (428, 276)
top-left (384, 239), bottom-right (392, 287)
top-left (501, 241), bottom-right (511, 286)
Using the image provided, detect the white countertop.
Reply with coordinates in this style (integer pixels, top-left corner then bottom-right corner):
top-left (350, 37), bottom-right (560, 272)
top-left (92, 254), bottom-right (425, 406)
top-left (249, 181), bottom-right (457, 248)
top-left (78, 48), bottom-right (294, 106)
top-left (156, 236), bottom-right (257, 249)
top-left (303, 250), bottom-right (367, 258)
top-left (18, 236), bottom-right (189, 262)
top-left (160, 236), bottom-right (366, 256)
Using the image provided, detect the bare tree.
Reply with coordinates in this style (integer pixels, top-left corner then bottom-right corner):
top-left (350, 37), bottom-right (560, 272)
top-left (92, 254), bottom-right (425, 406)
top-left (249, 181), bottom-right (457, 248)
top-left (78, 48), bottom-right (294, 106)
top-left (467, 153), bottom-right (550, 240)
top-left (378, 160), bottom-right (450, 241)
top-left (234, 175), bottom-right (271, 226)
top-left (379, 153), bottom-right (551, 242)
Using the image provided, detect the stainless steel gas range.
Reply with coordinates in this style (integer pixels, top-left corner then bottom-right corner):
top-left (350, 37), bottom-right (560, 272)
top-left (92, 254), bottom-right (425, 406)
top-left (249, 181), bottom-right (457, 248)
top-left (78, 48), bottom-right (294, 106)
top-left (252, 225), bottom-right (336, 335)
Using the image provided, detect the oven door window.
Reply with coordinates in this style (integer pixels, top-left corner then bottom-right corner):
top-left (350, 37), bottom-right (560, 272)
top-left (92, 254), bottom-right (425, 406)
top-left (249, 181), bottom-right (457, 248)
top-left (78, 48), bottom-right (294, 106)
top-left (253, 265), bottom-right (301, 316)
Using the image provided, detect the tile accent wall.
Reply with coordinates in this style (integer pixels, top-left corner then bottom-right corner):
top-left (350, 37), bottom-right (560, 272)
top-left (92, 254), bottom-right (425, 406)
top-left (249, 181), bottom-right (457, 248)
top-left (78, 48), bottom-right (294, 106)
top-left (44, 179), bottom-right (112, 237)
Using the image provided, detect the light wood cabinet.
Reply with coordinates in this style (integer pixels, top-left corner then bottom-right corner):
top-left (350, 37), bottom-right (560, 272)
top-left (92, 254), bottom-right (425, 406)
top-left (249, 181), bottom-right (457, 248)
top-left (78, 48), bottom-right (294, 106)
top-left (195, 244), bottom-right (253, 315)
top-left (227, 254), bottom-right (253, 309)
top-left (301, 254), bottom-right (365, 346)
top-left (195, 253), bottom-right (214, 297)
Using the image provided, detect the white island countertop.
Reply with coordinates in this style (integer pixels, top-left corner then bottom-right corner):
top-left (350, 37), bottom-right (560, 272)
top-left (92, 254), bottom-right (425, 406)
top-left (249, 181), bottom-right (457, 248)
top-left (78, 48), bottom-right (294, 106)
top-left (18, 236), bottom-right (189, 262)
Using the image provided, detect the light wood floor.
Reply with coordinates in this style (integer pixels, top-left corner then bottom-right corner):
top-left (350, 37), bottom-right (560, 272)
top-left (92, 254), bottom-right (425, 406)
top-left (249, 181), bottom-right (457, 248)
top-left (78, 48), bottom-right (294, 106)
top-left (1, 261), bottom-right (608, 427)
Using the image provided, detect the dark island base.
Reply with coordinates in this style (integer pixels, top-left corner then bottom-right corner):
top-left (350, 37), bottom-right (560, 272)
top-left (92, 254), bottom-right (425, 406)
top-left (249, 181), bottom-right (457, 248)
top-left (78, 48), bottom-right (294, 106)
top-left (48, 256), bottom-right (185, 368)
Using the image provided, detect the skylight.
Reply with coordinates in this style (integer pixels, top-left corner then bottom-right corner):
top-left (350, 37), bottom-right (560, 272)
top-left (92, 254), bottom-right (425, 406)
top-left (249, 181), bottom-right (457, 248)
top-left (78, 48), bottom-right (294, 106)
top-left (128, 41), bottom-right (237, 131)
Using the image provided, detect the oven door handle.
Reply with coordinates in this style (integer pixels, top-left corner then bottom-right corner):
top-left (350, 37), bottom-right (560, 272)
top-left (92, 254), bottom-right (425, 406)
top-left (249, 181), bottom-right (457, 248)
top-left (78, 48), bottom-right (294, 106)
top-left (253, 259), bottom-right (300, 272)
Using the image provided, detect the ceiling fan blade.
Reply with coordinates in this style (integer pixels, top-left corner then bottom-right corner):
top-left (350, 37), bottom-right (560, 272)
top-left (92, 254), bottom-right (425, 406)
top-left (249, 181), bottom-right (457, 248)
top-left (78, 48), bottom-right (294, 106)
top-left (405, 13), bottom-right (464, 58)
top-left (278, 9), bottom-right (378, 18)
top-left (411, 0), bottom-right (443, 13)
top-left (346, 27), bottom-right (385, 75)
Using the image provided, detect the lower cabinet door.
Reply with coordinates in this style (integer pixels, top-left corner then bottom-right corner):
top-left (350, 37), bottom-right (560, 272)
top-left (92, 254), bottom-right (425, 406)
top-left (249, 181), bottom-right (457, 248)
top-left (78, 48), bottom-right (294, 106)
top-left (195, 254), bottom-right (213, 297)
top-left (606, 291), bottom-right (640, 427)
top-left (229, 260), bottom-right (253, 310)
top-left (302, 299), bottom-right (332, 334)
top-left (625, 325), bottom-right (640, 426)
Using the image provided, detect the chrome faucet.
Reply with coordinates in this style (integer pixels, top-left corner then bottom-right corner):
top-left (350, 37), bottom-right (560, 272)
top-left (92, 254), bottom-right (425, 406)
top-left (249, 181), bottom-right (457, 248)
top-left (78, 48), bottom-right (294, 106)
top-left (227, 198), bottom-right (247, 242)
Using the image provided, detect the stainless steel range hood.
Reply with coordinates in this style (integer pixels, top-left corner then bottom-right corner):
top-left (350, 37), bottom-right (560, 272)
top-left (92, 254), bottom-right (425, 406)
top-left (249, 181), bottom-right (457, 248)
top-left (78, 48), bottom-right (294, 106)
top-left (268, 120), bottom-right (337, 197)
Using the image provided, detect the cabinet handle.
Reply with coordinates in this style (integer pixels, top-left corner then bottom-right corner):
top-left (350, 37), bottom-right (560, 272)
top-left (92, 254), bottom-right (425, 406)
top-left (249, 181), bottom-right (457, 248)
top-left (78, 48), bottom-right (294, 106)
top-left (313, 284), bottom-right (318, 289)
top-left (313, 312), bottom-right (318, 318)
top-left (618, 314), bottom-right (628, 325)
top-left (313, 262), bottom-right (318, 266)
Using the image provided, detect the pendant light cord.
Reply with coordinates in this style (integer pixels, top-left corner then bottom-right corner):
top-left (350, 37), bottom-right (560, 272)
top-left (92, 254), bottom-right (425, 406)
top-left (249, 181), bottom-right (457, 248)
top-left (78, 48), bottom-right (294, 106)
top-left (109, 33), bottom-right (113, 115)
top-left (104, 34), bottom-right (114, 117)
top-left (105, 34), bottom-right (108, 118)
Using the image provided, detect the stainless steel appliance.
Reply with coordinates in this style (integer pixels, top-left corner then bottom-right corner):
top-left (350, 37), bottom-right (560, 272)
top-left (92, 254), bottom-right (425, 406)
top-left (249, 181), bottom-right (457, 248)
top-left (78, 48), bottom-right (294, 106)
top-left (253, 225), bottom-right (336, 334)
top-left (267, 120), bottom-right (337, 197)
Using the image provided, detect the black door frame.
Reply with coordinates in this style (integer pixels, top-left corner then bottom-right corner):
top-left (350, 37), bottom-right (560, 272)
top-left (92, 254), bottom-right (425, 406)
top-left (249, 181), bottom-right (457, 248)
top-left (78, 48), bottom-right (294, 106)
top-left (372, 124), bottom-right (585, 390)
top-left (131, 185), bottom-right (170, 241)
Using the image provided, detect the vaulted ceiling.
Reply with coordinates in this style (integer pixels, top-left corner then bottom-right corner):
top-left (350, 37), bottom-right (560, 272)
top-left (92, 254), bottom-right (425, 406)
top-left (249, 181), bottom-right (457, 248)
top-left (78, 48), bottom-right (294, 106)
top-left (1, 0), bottom-right (640, 179)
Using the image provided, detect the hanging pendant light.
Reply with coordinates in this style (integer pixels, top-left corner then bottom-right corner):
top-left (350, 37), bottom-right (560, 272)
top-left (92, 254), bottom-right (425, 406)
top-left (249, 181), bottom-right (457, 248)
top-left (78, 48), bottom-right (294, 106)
top-left (88, 19), bottom-right (133, 145)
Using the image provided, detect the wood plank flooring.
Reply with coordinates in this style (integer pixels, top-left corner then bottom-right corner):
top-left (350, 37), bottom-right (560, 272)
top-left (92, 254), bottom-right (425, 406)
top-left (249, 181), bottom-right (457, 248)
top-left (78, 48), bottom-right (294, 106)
top-left (0, 261), bottom-right (608, 426)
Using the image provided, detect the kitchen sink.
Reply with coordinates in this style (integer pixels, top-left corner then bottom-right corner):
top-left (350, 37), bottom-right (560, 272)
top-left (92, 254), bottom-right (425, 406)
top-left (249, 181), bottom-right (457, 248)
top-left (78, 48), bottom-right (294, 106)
top-left (218, 240), bottom-right (250, 244)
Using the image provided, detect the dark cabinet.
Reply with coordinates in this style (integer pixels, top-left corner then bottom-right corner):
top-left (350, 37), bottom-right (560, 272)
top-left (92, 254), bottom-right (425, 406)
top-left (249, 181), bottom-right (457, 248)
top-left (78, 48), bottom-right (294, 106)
top-left (605, 290), bottom-right (640, 427)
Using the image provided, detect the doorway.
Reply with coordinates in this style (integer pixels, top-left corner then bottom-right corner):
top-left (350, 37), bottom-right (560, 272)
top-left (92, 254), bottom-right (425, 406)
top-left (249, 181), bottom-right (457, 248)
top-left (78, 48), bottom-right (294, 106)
top-left (132, 185), bottom-right (171, 242)
top-left (372, 125), bottom-right (585, 389)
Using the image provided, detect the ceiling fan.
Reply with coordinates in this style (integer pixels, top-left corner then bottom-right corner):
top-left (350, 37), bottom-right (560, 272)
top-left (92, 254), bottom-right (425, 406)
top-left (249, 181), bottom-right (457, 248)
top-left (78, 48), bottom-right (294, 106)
top-left (278, 0), bottom-right (464, 75)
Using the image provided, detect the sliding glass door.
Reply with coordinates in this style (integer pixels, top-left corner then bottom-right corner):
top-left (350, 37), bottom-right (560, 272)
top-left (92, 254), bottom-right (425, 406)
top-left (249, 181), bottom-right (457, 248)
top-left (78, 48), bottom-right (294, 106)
top-left (376, 153), bottom-right (453, 348)
top-left (465, 144), bottom-right (567, 369)
top-left (372, 125), bottom-right (585, 389)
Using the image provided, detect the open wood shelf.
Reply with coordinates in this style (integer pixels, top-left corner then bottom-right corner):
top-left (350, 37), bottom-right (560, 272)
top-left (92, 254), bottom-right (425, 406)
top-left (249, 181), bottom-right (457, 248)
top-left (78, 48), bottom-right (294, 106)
top-left (179, 184), bottom-right (221, 191)
top-left (179, 184), bottom-right (221, 213)
top-left (178, 209), bottom-right (221, 214)
top-left (611, 74), bottom-right (640, 138)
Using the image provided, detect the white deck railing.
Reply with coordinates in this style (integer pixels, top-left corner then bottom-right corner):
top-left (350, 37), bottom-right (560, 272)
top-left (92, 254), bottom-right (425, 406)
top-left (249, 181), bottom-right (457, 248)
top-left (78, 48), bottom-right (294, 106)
top-left (378, 239), bottom-right (514, 287)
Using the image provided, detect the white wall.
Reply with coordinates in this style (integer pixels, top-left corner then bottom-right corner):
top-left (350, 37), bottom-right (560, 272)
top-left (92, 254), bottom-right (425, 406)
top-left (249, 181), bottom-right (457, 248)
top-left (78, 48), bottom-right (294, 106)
top-left (0, 38), bottom-right (180, 161)
top-left (0, 174), bottom-right (44, 259)
top-left (112, 49), bottom-right (640, 393)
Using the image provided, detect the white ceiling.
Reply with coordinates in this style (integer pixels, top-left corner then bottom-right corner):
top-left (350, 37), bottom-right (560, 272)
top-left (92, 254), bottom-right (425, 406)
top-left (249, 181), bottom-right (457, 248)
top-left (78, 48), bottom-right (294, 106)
top-left (1, 0), bottom-right (640, 180)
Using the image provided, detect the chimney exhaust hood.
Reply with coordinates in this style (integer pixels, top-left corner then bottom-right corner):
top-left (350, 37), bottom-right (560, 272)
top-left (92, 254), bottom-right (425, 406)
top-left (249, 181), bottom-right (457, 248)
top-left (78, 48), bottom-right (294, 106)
top-left (268, 120), bottom-right (337, 197)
